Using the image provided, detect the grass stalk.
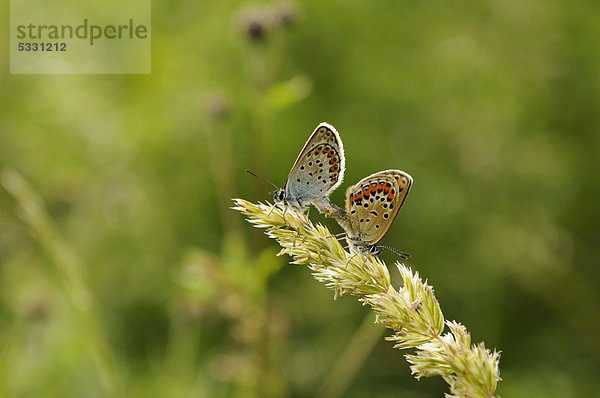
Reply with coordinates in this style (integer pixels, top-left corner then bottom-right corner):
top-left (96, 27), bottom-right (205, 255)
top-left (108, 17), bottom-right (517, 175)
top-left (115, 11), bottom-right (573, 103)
top-left (1, 167), bottom-right (124, 398)
top-left (233, 198), bottom-right (501, 398)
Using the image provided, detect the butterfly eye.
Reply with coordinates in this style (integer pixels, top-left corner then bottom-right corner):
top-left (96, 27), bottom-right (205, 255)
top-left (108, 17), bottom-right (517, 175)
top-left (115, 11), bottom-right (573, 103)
top-left (273, 190), bottom-right (285, 202)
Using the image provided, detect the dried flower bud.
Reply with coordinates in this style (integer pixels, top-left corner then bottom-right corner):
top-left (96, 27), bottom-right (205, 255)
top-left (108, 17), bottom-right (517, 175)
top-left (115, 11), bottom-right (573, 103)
top-left (237, 4), bottom-right (273, 42)
top-left (275, 1), bottom-right (300, 29)
top-left (27, 300), bottom-right (51, 322)
top-left (204, 92), bottom-right (232, 121)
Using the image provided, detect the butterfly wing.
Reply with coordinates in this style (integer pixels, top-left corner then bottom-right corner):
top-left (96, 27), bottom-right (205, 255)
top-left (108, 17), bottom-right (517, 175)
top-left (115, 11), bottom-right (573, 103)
top-left (284, 122), bottom-right (345, 209)
top-left (344, 170), bottom-right (412, 245)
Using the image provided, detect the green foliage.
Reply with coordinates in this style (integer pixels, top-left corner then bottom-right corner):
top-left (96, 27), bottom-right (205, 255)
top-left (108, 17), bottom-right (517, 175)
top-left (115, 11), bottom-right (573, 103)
top-left (1, 0), bottom-right (600, 396)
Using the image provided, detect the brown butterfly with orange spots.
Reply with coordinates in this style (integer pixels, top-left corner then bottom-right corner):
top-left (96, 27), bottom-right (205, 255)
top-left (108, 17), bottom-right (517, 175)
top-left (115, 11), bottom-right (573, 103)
top-left (338, 170), bottom-right (413, 258)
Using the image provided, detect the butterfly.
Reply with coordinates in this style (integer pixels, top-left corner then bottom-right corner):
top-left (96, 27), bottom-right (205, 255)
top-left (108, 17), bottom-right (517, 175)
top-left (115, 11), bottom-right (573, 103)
top-left (267, 122), bottom-right (346, 213)
top-left (333, 170), bottom-right (413, 258)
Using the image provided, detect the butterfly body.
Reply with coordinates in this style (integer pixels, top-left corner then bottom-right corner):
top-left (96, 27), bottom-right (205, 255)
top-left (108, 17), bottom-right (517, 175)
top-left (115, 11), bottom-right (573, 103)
top-left (340, 170), bottom-right (412, 256)
top-left (274, 122), bottom-right (345, 213)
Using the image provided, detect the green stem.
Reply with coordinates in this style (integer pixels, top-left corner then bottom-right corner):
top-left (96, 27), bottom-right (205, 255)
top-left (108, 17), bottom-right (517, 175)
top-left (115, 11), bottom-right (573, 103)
top-left (316, 313), bottom-right (384, 398)
top-left (1, 167), bottom-right (124, 398)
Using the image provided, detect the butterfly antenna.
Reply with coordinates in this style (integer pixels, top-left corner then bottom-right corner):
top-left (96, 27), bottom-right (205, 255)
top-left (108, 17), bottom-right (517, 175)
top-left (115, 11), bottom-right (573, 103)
top-left (245, 169), bottom-right (279, 189)
top-left (379, 245), bottom-right (411, 260)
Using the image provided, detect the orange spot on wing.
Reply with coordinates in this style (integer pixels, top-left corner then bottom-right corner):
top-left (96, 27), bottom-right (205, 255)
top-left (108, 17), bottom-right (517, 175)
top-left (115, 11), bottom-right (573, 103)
top-left (351, 193), bottom-right (363, 203)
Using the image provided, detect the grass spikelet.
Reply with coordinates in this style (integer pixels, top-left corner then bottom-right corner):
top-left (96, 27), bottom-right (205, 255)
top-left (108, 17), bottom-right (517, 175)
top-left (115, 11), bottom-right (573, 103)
top-left (233, 198), bottom-right (501, 397)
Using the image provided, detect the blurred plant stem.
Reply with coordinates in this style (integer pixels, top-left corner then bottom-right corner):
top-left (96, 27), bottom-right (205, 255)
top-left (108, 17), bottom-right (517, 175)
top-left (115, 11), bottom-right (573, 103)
top-left (0, 319), bottom-right (23, 394)
top-left (246, 42), bottom-right (273, 198)
top-left (235, 2), bottom-right (311, 244)
top-left (181, 6), bottom-right (309, 395)
top-left (202, 113), bottom-right (244, 238)
top-left (317, 313), bottom-right (385, 398)
top-left (0, 167), bottom-right (124, 398)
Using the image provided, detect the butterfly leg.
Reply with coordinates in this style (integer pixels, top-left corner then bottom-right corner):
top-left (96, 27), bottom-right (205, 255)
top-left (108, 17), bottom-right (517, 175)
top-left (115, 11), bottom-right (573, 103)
top-left (345, 251), bottom-right (359, 268)
top-left (290, 212), bottom-right (304, 250)
top-left (323, 232), bottom-right (346, 241)
top-left (281, 205), bottom-right (289, 224)
top-left (361, 255), bottom-right (369, 270)
top-left (288, 205), bottom-right (311, 248)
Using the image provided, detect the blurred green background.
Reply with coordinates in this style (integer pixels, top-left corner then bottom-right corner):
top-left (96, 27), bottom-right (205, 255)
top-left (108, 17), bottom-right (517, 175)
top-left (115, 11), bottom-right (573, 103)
top-left (1, 0), bottom-right (600, 397)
